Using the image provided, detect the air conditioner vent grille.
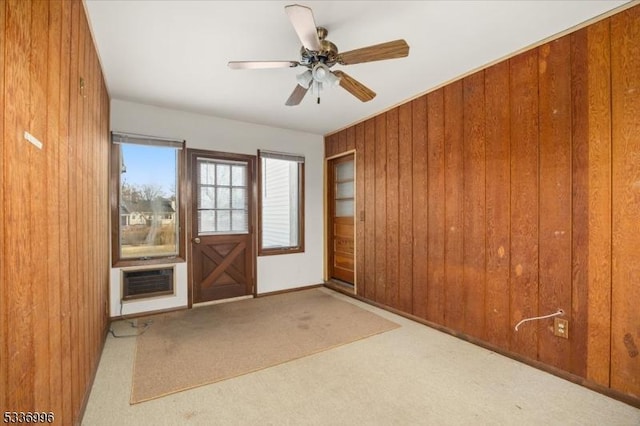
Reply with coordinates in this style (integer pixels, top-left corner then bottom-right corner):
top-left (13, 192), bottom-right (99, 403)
top-left (122, 267), bottom-right (174, 300)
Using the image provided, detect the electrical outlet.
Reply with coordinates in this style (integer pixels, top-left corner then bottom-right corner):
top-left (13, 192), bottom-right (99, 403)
top-left (554, 318), bottom-right (569, 339)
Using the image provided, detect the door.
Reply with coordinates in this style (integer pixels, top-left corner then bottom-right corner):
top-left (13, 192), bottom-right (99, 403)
top-left (328, 154), bottom-right (355, 284)
top-left (188, 150), bottom-right (256, 303)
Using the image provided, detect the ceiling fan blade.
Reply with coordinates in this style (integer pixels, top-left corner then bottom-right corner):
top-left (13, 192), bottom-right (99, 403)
top-left (285, 84), bottom-right (309, 106)
top-left (285, 4), bottom-right (322, 51)
top-left (333, 71), bottom-right (376, 102)
top-left (338, 39), bottom-right (409, 65)
top-left (228, 61), bottom-right (299, 70)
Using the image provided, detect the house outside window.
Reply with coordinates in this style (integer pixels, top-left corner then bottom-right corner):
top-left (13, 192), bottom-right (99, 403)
top-left (111, 132), bottom-right (185, 266)
top-left (258, 150), bottom-right (305, 255)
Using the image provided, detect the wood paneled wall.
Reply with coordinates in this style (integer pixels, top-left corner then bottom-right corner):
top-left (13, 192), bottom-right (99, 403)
top-left (325, 5), bottom-right (640, 402)
top-left (1, 1), bottom-right (110, 424)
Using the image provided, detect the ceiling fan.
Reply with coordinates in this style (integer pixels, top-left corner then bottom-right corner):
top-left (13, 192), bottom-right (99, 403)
top-left (228, 4), bottom-right (409, 106)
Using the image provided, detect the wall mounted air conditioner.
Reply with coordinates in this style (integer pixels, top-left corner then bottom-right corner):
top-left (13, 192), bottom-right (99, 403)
top-left (121, 266), bottom-right (175, 300)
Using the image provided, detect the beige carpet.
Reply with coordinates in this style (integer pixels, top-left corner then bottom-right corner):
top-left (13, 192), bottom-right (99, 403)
top-left (130, 288), bottom-right (399, 404)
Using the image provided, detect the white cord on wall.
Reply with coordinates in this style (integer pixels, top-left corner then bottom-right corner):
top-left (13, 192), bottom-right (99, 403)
top-left (514, 309), bottom-right (564, 331)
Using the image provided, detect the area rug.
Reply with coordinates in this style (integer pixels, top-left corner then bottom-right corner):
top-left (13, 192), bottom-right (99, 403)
top-left (130, 289), bottom-right (400, 403)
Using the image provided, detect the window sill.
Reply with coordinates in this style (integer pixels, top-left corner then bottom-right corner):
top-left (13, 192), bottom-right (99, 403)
top-left (112, 256), bottom-right (185, 269)
top-left (258, 248), bottom-right (304, 257)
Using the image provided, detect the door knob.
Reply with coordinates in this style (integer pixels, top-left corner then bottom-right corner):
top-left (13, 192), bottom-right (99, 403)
top-left (193, 237), bottom-right (201, 244)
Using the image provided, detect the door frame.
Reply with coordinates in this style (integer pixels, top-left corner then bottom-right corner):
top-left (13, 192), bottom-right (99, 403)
top-left (324, 150), bottom-right (357, 293)
top-left (186, 148), bottom-right (258, 308)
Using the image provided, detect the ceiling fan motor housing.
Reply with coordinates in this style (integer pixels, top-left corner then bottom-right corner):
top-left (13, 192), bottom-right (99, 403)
top-left (300, 27), bottom-right (339, 67)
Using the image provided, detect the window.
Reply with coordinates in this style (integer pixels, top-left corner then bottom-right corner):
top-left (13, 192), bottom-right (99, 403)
top-left (258, 150), bottom-right (305, 255)
top-left (111, 132), bottom-right (185, 266)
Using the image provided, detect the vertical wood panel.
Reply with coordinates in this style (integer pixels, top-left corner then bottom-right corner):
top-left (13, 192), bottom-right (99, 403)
top-left (30, 0), bottom-right (50, 409)
top-left (5, 0), bottom-right (34, 409)
top-left (346, 126), bottom-right (355, 151)
top-left (386, 109), bottom-right (400, 308)
top-left (462, 71), bottom-right (486, 339)
top-left (58, 0), bottom-right (73, 419)
top-left (2, 1), bottom-right (109, 422)
top-left (337, 129), bottom-right (347, 154)
top-left (88, 13), bottom-right (97, 391)
top-left (98, 44), bottom-right (107, 356)
top-left (46, 0), bottom-right (63, 417)
top-left (374, 114), bottom-right (387, 305)
top-left (426, 89), bottom-right (445, 324)
top-left (355, 123), bottom-right (365, 296)
top-left (571, 20), bottom-right (612, 384)
top-left (100, 77), bottom-right (110, 333)
top-left (509, 49), bottom-right (540, 359)
top-left (538, 36), bottom-right (572, 370)
top-left (411, 96), bottom-right (428, 319)
top-left (81, 15), bottom-right (98, 392)
top-left (97, 68), bottom-right (106, 340)
top-left (363, 119), bottom-right (376, 301)
top-left (325, 133), bottom-right (336, 157)
top-left (102, 80), bottom-right (109, 320)
top-left (87, 22), bottom-right (98, 381)
top-left (77, 6), bottom-right (88, 407)
top-left (84, 2), bottom-right (93, 397)
top-left (67, 0), bottom-right (81, 413)
top-left (0, 0), bottom-right (7, 407)
top-left (570, 26), bottom-right (590, 381)
top-left (86, 24), bottom-right (93, 382)
top-left (90, 27), bottom-right (97, 382)
top-left (611, 5), bottom-right (640, 396)
top-left (443, 81), bottom-right (464, 330)
top-left (398, 103), bottom-right (413, 313)
top-left (484, 61), bottom-right (511, 348)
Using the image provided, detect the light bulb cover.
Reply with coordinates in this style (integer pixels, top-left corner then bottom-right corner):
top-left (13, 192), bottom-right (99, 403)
top-left (296, 70), bottom-right (313, 89)
top-left (325, 70), bottom-right (340, 87)
top-left (312, 63), bottom-right (330, 83)
top-left (310, 63), bottom-right (340, 88)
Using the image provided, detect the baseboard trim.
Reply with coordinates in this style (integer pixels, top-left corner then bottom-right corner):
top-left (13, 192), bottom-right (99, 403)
top-left (324, 286), bottom-right (640, 410)
top-left (109, 305), bottom-right (188, 321)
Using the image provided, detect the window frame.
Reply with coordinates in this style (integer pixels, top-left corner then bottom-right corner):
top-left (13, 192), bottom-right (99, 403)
top-left (257, 150), bottom-right (305, 256)
top-left (110, 132), bottom-right (186, 267)
top-left (194, 156), bottom-right (251, 236)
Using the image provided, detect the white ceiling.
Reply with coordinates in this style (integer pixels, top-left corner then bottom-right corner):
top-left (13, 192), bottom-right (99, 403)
top-left (84, 0), bottom-right (629, 135)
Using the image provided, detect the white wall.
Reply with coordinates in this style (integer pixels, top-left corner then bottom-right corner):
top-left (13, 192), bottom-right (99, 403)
top-left (109, 99), bottom-right (324, 317)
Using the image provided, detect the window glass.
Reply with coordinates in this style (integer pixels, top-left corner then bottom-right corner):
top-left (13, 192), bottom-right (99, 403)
top-left (115, 141), bottom-right (182, 262)
top-left (334, 158), bottom-right (354, 218)
top-left (196, 158), bottom-right (249, 235)
top-left (259, 152), bottom-right (305, 255)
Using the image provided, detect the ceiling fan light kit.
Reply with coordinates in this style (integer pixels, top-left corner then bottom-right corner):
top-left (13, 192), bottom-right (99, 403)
top-left (296, 69), bottom-right (313, 89)
top-left (228, 4), bottom-right (409, 106)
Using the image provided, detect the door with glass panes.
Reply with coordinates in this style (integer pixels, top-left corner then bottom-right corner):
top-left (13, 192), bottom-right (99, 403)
top-left (328, 154), bottom-right (355, 284)
top-left (188, 150), bottom-right (256, 303)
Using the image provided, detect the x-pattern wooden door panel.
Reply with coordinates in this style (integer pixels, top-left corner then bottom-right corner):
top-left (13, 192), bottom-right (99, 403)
top-left (194, 237), bottom-right (250, 301)
top-left (188, 149), bottom-right (256, 304)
